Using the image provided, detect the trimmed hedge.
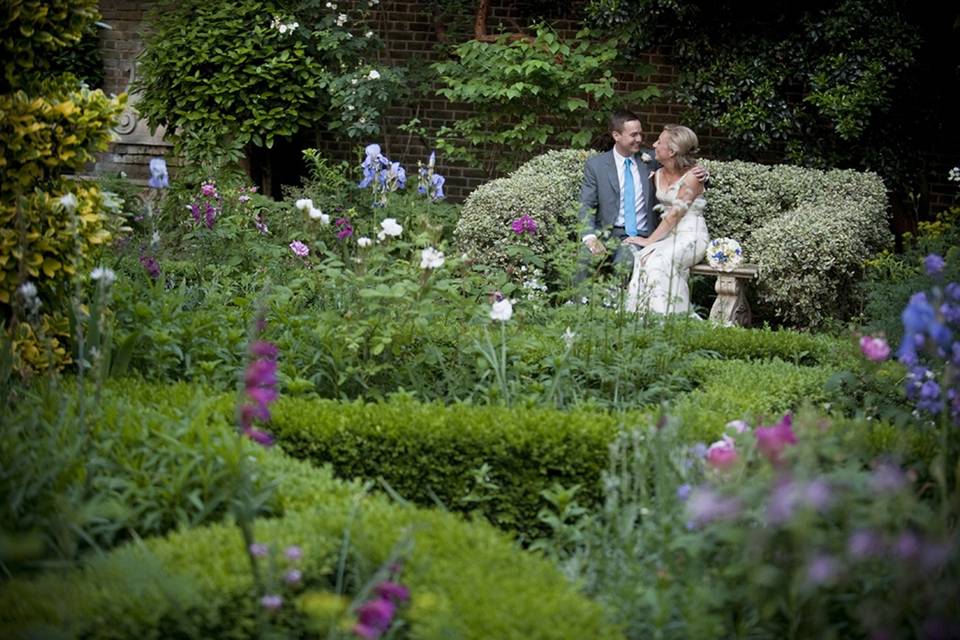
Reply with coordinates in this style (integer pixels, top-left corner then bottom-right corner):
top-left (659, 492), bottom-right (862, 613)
top-left (0, 384), bottom-right (623, 640)
top-left (264, 397), bottom-right (626, 540)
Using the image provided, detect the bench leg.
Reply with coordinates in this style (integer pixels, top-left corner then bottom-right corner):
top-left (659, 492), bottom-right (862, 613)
top-left (709, 274), bottom-right (752, 327)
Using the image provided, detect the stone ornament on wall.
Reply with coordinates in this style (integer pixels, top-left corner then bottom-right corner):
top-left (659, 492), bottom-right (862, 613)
top-left (112, 61), bottom-right (170, 147)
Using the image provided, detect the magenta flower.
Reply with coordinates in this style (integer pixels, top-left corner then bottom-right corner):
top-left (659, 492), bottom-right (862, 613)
top-left (373, 581), bottom-right (410, 603)
top-left (139, 254), bottom-right (161, 280)
top-left (243, 426), bottom-right (275, 446)
top-left (510, 214), bottom-right (538, 235)
top-left (201, 181), bottom-right (218, 198)
top-left (356, 598), bottom-right (395, 635)
top-left (290, 240), bottom-right (310, 257)
top-left (335, 217), bottom-right (354, 240)
top-left (250, 340), bottom-right (279, 359)
top-left (859, 335), bottom-right (891, 362)
top-left (705, 438), bottom-right (737, 470)
top-left (755, 413), bottom-right (797, 465)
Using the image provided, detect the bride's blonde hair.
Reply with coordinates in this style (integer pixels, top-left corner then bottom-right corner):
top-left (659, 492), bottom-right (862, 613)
top-left (663, 125), bottom-right (699, 172)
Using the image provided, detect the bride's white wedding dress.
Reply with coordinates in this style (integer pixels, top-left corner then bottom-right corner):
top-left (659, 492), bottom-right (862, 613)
top-left (625, 170), bottom-right (709, 315)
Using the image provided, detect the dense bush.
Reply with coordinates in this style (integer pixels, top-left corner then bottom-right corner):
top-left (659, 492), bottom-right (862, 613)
top-left (0, 0), bottom-right (126, 375)
top-left (134, 0), bottom-right (404, 162)
top-left (701, 159), bottom-right (891, 327)
top-left (454, 149), bottom-right (590, 283)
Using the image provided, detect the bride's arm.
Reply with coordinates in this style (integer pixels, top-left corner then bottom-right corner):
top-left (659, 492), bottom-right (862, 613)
top-left (625, 174), bottom-right (703, 246)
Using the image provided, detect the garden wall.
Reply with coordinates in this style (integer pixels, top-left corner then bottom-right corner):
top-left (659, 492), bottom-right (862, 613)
top-left (94, 0), bottom-right (957, 213)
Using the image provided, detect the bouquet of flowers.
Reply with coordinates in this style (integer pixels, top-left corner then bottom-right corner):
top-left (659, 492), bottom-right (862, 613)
top-left (706, 238), bottom-right (743, 271)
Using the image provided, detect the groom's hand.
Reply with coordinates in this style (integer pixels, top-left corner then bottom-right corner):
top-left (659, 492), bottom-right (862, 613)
top-left (692, 164), bottom-right (710, 184)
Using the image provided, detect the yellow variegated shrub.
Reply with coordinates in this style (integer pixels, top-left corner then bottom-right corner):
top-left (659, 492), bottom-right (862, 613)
top-left (1, 1), bottom-right (126, 375)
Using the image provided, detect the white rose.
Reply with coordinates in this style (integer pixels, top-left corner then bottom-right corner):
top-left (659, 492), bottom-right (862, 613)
top-left (641, 152), bottom-right (652, 163)
top-left (368, 69), bottom-right (381, 80)
top-left (295, 198), bottom-right (313, 212)
top-left (490, 298), bottom-right (513, 322)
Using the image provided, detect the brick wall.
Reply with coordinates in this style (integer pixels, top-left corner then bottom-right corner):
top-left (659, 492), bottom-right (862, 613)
top-left (95, 0), bottom-right (957, 214)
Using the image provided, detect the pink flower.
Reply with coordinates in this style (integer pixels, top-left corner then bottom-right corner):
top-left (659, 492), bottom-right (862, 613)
top-left (245, 359), bottom-right (278, 388)
top-left (705, 437), bottom-right (737, 470)
top-left (755, 413), bottom-right (797, 465)
top-left (250, 341), bottom-right (278, 359)
top-left (859, 335), bottom-right (890, 362)
top-left (356, 598), bottom-right (395, 636)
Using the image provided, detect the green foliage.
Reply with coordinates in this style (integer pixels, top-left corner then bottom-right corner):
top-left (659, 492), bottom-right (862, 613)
top-left (455, 148), bottom-right (591, 284)
top-left (0, 0), bottom-right (100, 93)
top-left (862, 206), bottom-right (960, 342)
top-left (133, 0), bottom-right (404, 163)
top-left (0, 379), bottom-right (276, 572)
top-left (433, 25), bottom-right (658, 175)
top-left (535, 409), bottom-right (960, 638)
top-left (667, 1), bottom-right (919, 177)
top-left (703, 158), bottom-right (891, 327)
top-left (1, 434), bottom-right (622, 640)
top-left (0, 0), bottom-right (126, 375)
top-left (259, 395), bottom-right (624, 540)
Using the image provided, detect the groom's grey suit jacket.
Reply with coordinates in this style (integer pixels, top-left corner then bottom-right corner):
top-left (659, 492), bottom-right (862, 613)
top-left (578, 148), bottom-right (660, 238)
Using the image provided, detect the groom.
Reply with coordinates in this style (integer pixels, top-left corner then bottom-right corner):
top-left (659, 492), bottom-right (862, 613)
top-left (577, 110), bottom-right (660, 277)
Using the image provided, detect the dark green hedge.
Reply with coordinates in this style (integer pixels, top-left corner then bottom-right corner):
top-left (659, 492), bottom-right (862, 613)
top-left (265, 396), bottom-right (629, 540)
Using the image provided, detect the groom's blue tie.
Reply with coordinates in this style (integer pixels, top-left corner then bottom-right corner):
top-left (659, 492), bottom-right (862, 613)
top-left (623, 157), bottom-right (638, 237)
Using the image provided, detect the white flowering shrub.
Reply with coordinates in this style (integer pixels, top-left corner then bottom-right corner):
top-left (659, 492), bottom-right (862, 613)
top-left (454, 149), bottom-right (592, 276)
top-left (701, 159), bottom-right (891, 327)
top-left (459, 151), bottom-right (890, 327)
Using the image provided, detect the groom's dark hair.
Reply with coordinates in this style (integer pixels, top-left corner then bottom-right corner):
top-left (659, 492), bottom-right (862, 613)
top-left (609, 110), bottom-right (641, 133)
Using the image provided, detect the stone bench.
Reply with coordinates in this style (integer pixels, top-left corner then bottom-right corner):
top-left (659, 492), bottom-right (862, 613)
top-left (689, 263), bottom-right (760, 327)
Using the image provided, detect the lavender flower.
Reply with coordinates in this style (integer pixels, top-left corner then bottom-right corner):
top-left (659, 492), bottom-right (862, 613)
top-left (249, 543), bottom-right (269, 557)
top-left (260, 594), bottom-right (283, 611)
top-left (284, 545), bottom-right (303, 561)
top-left (290, 240), bottom-right (310, 257)
top-left (924, 254), bottom-right (946, 277)
top-left (139, 254), bottom-right (161, 280)
top-left (148, 158), bottom-right (169, 189)
top-left (335, 217), bottom-right (354, 240)
top-left (284, 569), bottom-right (303, 585)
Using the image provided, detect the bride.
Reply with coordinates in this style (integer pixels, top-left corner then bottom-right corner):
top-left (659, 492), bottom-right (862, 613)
top-left (624, 125), bottom-right (709, 316)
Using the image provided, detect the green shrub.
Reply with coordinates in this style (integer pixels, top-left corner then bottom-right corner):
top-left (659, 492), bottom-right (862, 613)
top-left (134, 0), bottom-right (404, 162)
top-left (1, 0), bottom-right (126, 375)
top-left (700, 158), bottom-right (891, 327)
top-left (263, 395), bottom-right (626, 540)
top-left (1, 437), bottom-right (622, 640)
top-left (671, 357), bottom-right (836, 443)
top-left (454, 149), bottom-right (591, 279)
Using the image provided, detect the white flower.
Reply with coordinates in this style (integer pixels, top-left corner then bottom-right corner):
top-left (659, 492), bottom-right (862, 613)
top-left (90, 267), bottom-right (116, 285)
top-left (308, 206), bottom-right (324, 220)
top-left (368, 69), bottom-right (381, 80)
top-left (379, 218), bottom-right (402, 237)
top-left (151, 231), bottom-right (161, 248)
top-left (490, 298), bottom-right (513, 322)
top-left (358, 117), bottom-right (366, 124)
top-left (295, 198), bottom-right (314, 212)
top-left (350, 78), bottom-right (358, 85)
top-left (18, 282), bottom-right (38, 300)
top-left (325, 1), bottom-right (337, 8)
top-left (377, 231), bottom-right (386, 241)
top-left (365, 31), bottom-right (374, 38)
top-left (420, 247), bottom-right (445, 269)
top-left (949, 166), bottom-right (960, 183)
top-left (640, 152), bottom-right (652, 163)
top-left (59, 193), bottom-right (78, 213)
top-left (346, 104), bottom-right (355, 111)
top-left (357, 236), bottom-right (372, 248)
top-left (562, 327), bottom-right (576, 348)
top-left (725, 419), bottom-right (750, 434)
top-left (336, 13), bottom-right (348, 26)
top-left (278, 23), bottom-right (288, 34)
